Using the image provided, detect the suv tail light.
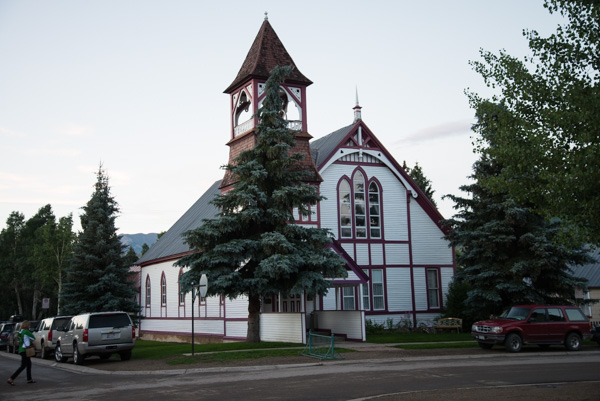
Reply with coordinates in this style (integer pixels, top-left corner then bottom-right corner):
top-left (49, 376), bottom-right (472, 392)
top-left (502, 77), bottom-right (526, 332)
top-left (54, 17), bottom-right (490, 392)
top-left (48, 330), bottom-right (52, 341)
top-left (132, 326), bottom-right (136, 339)
top-left (83, 329), bottom-right (88, 342)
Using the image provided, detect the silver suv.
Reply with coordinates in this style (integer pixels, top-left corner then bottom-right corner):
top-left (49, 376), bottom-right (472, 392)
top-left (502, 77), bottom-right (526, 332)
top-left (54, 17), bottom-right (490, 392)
top-left (33, 316), bottom-right (72, 359)
top-left (55, 312), bottom-right (136, 365)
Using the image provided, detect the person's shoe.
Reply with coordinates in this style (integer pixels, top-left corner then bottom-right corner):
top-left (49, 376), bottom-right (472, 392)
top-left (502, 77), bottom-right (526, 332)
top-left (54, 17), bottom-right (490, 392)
top-left (7, 378), bottom-right (14, 386)
top-left (27, 380), bottom-right (36, 384)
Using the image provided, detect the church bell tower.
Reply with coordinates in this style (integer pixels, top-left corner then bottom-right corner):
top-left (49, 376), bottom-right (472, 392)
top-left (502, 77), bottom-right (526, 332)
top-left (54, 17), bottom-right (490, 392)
top-left (220, 14), bottom-right (319, 191)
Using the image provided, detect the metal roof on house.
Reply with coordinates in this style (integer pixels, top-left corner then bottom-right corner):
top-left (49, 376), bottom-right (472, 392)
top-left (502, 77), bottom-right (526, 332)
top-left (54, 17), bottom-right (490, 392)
top-left (310, 123), bottom-right (355, 168)
top-left (570, 248), bottom-right (600, 288)
top-left (136, 180), bottom-right (221, 266)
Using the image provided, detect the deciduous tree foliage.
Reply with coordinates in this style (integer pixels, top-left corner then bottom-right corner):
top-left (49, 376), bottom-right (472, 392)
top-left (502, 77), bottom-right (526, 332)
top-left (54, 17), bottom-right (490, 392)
top-left (178, 66), bottom-right (346, 343)
top-left (468, 0), bottom-right (600, 245)
top-left (443, 154), bottom-right (589, 320)
top-left (61, 166), bottom-right (139, 315)
top-left (0, 206), bottom-right (74, 319)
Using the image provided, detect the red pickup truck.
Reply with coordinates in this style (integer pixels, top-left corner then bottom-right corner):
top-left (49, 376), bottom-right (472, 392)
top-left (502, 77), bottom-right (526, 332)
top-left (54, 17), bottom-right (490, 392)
top-left (471, 305), bottom-right (591, 352)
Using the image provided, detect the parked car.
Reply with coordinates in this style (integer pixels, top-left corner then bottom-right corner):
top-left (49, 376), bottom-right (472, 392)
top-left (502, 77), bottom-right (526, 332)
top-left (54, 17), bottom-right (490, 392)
top-left (33, 316), bottom-right (72, 359)
top-left (7, 320), bottom-right (40, 353)
top-left (472, 305), bottom-right (592, 352)
top-left (6, 322), bottom-right (23, 353)
top-left (0, 322), bottom-right (15, 350)
top-left (55, 311), bottom-right (136, 365)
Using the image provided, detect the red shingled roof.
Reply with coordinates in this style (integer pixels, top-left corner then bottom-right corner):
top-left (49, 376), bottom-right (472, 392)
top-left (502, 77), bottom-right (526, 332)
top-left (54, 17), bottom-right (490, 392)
top-left (224, 19), bottom-right (312, 93)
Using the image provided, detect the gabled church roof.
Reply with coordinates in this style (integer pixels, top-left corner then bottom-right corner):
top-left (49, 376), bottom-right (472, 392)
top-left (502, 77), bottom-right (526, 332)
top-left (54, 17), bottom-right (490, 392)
top-left (224, 18), bottom-right (312, 94)
top-left (137, 180), bottom-right (222, 266)
top-left (310, 123), bottom-right (355, 168)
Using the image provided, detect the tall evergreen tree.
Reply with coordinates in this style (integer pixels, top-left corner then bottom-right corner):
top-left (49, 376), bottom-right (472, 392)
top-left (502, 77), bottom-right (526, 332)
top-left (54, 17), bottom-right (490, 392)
top-left (402, 161), bottom-right (437, 207)
top-left (443, 154), bottom-right (589, 320)
top-left (178, 66), bottom-right (346, 342)
top-left (61, 166), bottom-right (139, 315)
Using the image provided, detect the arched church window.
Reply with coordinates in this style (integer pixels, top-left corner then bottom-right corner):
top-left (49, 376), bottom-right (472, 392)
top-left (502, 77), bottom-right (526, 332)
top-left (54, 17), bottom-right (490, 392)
top-left (369, 182), bottom-right (381, 238)
top-left (178, 269), bottom-right (185, 305)
top-left (145, 275), bottom-right (151, 308)
top-left (278, 88), bottom-right (289, 119)
top-left (234, 90), bottom-right (252, 126)
top-left (354, 171), bottom-right (367, 238)
top-left (339, 179), bottom-right (352, 238)
top-left (337, 171), bottom-right (384, 240)
top-left (161, 272), bottom-right (167, 306)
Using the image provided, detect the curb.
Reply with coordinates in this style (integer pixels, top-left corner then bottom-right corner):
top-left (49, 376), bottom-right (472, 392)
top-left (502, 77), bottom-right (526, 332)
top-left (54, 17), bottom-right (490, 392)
top-left (2, 346), bottom-right (599, 376)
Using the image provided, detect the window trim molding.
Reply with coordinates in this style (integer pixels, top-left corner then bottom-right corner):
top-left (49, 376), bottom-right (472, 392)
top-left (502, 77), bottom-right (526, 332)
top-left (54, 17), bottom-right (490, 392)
top-left (426, 268), bottom-right (440, 310)
top-left (145, 275), bottom-right (151, 309)
top-left (160, 272), bottom-right (167, 307)
top-left (336, 168), bottom-right (384, 240)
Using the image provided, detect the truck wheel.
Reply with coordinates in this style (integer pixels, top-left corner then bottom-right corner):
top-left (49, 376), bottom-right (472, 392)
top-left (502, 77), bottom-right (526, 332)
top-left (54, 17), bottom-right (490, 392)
top-left (565, 333), bottom-right (582, 351)
top-left (55, 343), bottom-right (67, 363)
top-left (73, 343), bottom-right (85, 365)
top-left (505, 333), bottom-right (522, 352)
top-left (40, 341), bottom-right (47, 359)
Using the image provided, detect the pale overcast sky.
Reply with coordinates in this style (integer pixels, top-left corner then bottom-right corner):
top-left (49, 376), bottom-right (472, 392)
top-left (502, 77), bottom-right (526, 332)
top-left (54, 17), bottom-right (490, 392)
top-left (0, 0), bottom-right (564, 234)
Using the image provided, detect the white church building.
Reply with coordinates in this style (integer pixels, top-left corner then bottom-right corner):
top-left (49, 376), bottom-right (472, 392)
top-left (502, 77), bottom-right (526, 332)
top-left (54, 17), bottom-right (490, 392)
top-left (135, 17), bottom-right (455, 344)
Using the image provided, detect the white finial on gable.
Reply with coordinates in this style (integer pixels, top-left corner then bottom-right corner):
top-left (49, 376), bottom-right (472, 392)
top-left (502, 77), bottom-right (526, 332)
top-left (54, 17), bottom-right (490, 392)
top-left (353, 86), bottom-right (362, 123)
top-left (264, 11), bottom-right (268, 20)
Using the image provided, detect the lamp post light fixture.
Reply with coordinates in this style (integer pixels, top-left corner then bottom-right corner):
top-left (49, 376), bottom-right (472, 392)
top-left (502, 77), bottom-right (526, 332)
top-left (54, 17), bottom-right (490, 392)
top-left (189, 274), bottom-right (208, 356)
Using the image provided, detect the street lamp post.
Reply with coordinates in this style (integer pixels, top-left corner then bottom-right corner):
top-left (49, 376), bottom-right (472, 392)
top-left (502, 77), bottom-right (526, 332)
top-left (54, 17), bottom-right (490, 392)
top-left (190, 274), bottom-right (208, 356)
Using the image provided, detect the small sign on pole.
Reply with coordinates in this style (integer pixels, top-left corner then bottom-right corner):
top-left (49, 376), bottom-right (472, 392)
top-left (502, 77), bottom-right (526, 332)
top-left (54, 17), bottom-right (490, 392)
top-left (42, 298), bottom-right (50, 309)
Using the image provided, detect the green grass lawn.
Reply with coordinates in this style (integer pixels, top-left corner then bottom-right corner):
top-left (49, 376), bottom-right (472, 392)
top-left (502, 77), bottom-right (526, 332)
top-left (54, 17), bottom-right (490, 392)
top-left (132, 340), bottom-right (304, 361)
top-left (132, 334), bottom-right (476, 364)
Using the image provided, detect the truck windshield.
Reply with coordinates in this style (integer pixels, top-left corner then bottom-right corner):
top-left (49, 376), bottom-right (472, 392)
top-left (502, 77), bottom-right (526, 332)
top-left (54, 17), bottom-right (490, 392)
top-left (502, 307), bottom-right (531, 320)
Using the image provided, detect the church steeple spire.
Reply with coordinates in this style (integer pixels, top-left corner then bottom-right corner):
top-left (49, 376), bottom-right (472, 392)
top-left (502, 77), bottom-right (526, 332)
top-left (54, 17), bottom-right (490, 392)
top-left (353, 87), bottom-right (362, 123)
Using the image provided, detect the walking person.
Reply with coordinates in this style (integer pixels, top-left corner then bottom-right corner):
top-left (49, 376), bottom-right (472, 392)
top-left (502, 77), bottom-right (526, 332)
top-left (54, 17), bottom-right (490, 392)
top-left (7, 320), bottom-right (36, 385)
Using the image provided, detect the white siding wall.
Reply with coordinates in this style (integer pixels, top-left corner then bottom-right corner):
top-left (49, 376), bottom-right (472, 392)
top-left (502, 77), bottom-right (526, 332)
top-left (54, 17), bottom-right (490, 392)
top-left (341, 242), bottom-right (354, 259)
top-left (261, 313), bottom-right (305, 343)
top-left (226, 296), bottom-right (248, 319)
top-left (376, 170), bottom-right (408, 242)
top-left (314, 310), bottom-right (365, 341)
top-left (225, 321), bottom-right (247, 338)
top-left (356, 243), bottom-right (369, 265)
top-left (371, 243), bottom-right (384, 265)
top-left (319, 164), bottom-right (345, 237)
top-left (386, 268), bottom-right (412, 312)
top-left (322, 288), bottom-right (337, 310)
top-left (413, 268), bottom-right (427, 311)
top-left (385, 243), bottom-right (410, 265)
top-left (410, 200), bottom-right (453, 265)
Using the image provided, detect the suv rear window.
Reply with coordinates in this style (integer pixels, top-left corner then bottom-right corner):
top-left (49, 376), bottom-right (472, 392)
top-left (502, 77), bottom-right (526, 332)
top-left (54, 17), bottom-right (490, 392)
top-left (52, 318), bottom-right (71, 330)
top-left (89, 314), bottom-right (131, 329)
top-left (565, 308), bottom-right (587, 322)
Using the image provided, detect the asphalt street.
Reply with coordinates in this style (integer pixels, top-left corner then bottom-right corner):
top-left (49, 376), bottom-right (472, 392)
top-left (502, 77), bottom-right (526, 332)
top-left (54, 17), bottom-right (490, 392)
top-left (1, 348), bottom-right (599, 400)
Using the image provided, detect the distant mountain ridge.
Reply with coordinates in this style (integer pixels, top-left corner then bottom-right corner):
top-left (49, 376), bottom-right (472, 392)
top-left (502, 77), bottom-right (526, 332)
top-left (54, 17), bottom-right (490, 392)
top-left (121, 233), bottom-right (159, 255)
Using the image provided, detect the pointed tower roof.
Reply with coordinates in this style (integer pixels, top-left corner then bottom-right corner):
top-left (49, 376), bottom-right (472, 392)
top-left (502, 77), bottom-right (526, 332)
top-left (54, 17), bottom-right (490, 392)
top-left (224, 17), bottom-right (312, 93)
